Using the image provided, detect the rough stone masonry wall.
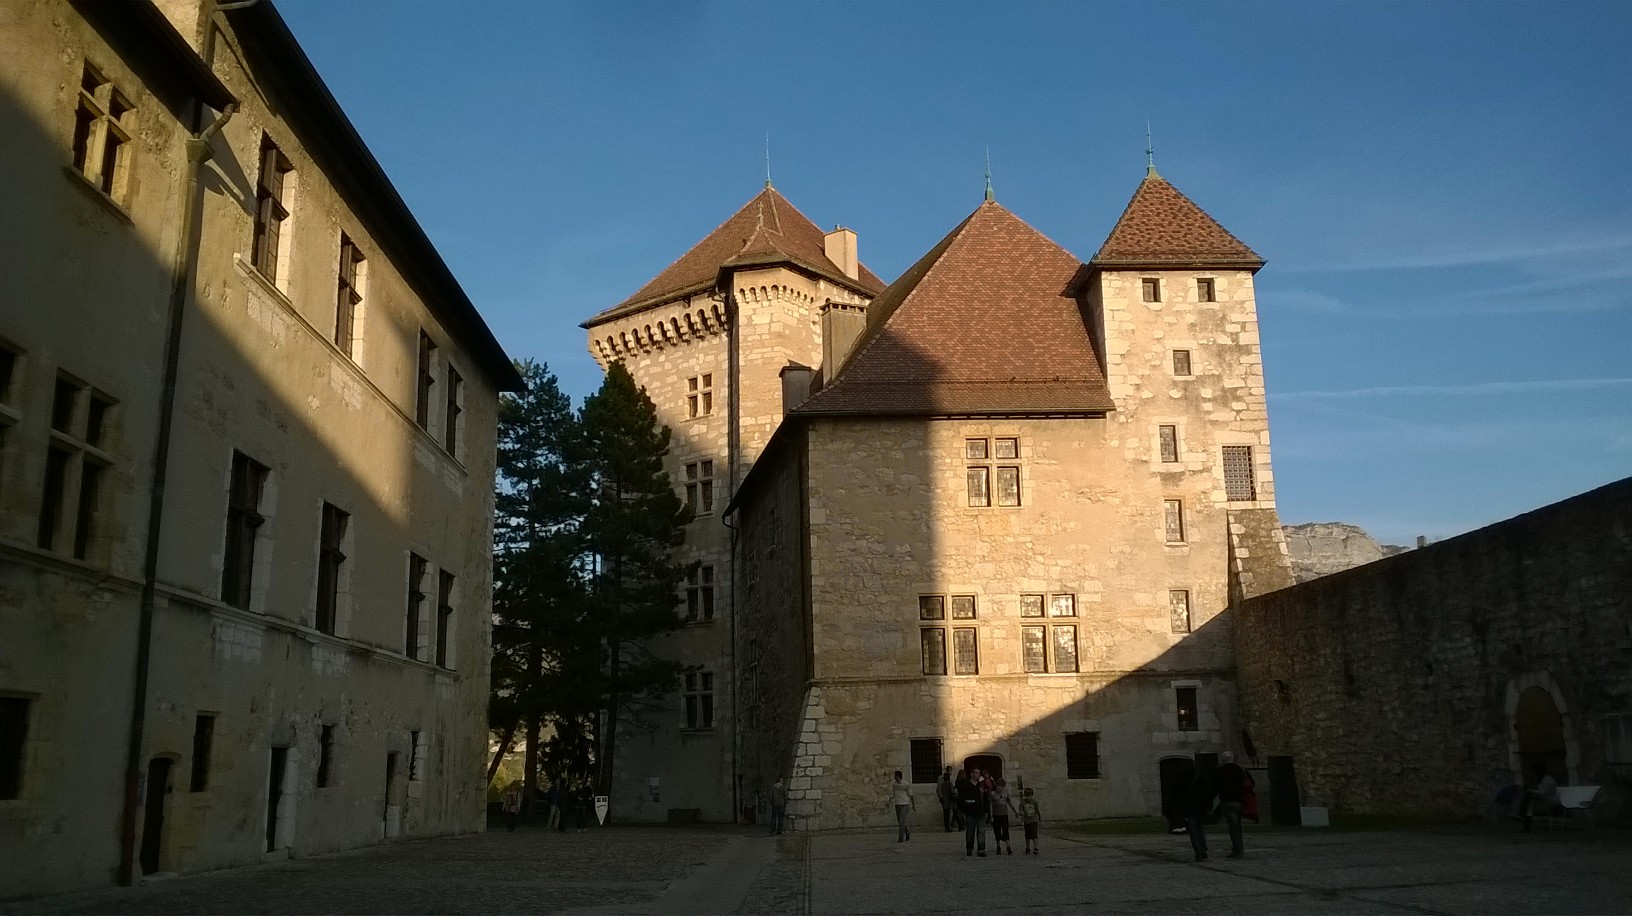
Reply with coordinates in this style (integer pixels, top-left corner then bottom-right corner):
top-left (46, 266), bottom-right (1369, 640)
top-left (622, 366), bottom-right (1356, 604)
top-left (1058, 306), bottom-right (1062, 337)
top-left (1234, 476), bottom-right (1632, 818)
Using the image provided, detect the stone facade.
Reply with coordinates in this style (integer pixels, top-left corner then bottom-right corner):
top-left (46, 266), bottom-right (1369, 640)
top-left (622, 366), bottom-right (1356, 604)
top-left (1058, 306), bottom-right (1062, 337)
top-left (1, 1), bottom-right (513, 896)
top-left (1235, 476), bottom-right (1632, 821)
top-left (730, 190), bottom-right (1294, 830)
top-left (1282, 522), bottom-right (1409, 584)
top-left (583, 202), bottom-right (876, 823)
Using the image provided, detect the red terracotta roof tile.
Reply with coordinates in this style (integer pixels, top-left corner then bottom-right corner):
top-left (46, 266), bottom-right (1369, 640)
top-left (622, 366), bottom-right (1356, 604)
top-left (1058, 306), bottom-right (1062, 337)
top-left (1091, 171), bottom-right (1263, 269)
top-left (585, 188), bottom-right (886, 326)
top-left (796, 202), bottom-right (1114, 417)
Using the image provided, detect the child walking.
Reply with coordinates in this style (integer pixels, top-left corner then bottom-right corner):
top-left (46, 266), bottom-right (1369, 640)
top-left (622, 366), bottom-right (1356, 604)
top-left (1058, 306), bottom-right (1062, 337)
top-left (1019, 787), bottom-right (1042, 855)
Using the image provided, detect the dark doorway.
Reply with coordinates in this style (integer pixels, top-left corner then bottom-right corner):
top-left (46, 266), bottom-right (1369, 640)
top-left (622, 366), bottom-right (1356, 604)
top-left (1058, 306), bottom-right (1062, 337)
top-left (1268, 755), bottom-right (1301, 826)
top-left (266, 746), bottom-right (287, 852)
top-left (139, 757), bottom-right (171, 874)
top-left (963, 753), bottom-right (1002, 781)
top-left (1515, 687), bottom-right (1567, 784)
top-left (1158, 755), bottom-right (1195, 831)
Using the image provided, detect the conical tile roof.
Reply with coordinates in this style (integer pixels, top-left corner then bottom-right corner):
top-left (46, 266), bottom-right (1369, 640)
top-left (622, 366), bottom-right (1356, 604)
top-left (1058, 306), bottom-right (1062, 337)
top-left (796, 201), bottom-right (1114, 416)
top-left (1091, 171), bottom-right (1263, 269)
top-left (584, 188), bottom-right (886, 326)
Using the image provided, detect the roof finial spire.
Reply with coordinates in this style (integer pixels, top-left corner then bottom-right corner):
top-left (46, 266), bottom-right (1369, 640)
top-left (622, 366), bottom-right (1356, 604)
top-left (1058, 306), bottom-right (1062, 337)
top-left (984, 147), bottom-right (994, 202)
top-left (1145, 121), bottom-right (1160, 178)
top-left (764, 133), bottom-right (773, 190)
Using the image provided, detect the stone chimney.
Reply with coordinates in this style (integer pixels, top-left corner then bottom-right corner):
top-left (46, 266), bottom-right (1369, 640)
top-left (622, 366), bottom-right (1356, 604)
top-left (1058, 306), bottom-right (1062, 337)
top-left (780, 362), bottom-right (815, 415)
top-left (820, 302), bottom-right (867, 380)
top-left (824, 226), bottom-right (858, 280)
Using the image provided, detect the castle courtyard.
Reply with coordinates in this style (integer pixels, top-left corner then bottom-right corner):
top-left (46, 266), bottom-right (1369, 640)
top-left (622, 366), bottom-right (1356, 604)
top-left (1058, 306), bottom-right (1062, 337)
top-left (6, 821), bottom-right (1628, 915)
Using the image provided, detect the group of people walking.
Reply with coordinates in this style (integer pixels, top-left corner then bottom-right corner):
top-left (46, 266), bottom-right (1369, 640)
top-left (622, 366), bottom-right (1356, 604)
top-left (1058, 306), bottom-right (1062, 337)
top-left (924, 766), bottom-right (1042, 856)
top-left (499, 779), bottom-right (596, 833)
top-left (1178, 751), bottom-right (1253, 861)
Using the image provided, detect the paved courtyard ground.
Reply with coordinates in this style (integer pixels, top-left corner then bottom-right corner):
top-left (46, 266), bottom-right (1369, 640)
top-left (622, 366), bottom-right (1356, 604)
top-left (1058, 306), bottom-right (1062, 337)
top-left (5, 820), bottom-right (1630, 914)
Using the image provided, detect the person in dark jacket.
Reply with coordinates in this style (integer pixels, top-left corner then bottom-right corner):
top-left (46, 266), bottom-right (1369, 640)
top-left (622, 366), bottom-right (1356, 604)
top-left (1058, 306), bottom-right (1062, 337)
top-left (1214, 751), bottom-right (1249, 858)
top-left (1182, 765), bottom-right (1217, 862)
top-left (957, 770), bottom-right (987, 857)
top-left (936, 767), bottom-right (958, 832)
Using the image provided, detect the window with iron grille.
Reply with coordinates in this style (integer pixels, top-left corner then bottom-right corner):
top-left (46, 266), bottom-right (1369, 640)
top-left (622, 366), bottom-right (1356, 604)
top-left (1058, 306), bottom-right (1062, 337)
top-left (335, 235), bottom-right (364, 358)
top-left (252, 135), bottom-right (293, 280)
top-left (909, 738), bottom-right (943, 784)
top-left (71, 64), bottom-right (133, 202)
top-left (316, 725), bottom-right (335, 788)
top-left (1176, 687), bottom-right (1200, 731)
top-left (190, 714), bottom-right (215, 792)
top-left (1064, 731), bottom-right (1101, 779)
top-left (952, 627), bottom-right (979, 675)
top-left (1172, 349), bottom-right (1192, 377)
top-left (0, 697), bottom-right (31, 799)
top-left (1158, 425), bottom-right (1179, 463)
top-left (686, 565), bottom-right (715, 622)
top-left (1197, 278), bottom-right (1216, 302)
top-left (436, 570), bottom-right (455, 668)
top-left (1141, 278), bottom-right (1161, 302)
top-left (1222, 446), bottom-right (1256, 501)
top-left (405, 554), bottom-right (427, 660)
top-left (415, 332), bottom-right (437, 430)
top-left (315, 503), bottom-right (349, 634)
top-left (921, 628), bottom-right (947, 676)
top-left (687, 374), bottom-right (714, 418)
top-left (1170, 589), bottom-right (1192, 634)
top-left (1164, 499), bottom-right (1186, 544)
top-left (684, 671), bottom-right (715, 728)
top-left (684, 460), bottom-right (715, 515)
top-left (222, 451), bottom-right (268, 609)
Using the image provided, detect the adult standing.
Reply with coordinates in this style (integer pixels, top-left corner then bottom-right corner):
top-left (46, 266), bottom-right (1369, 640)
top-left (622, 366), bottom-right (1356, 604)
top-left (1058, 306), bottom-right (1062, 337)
top-left (956, 770), bottom-right (987, 857)
top-left (889, 770), bottom-right (915, 842)
top-left (575, 783), bottom-right (591, 832)
top-left (1214, 752), bottom-right (1251, 858)
top-left (770, 778), bottom-right (788, 835)
top-left (501, 781), bottom-right (523, 832)
top-left (989, 778), bottom-right (1016, 855)
top-left (1182, 763), bottom-right (1218, 862)
top-left (936, 766), bottom-right (957, 832)
top-left (550, 782), bottom-right (569, 833)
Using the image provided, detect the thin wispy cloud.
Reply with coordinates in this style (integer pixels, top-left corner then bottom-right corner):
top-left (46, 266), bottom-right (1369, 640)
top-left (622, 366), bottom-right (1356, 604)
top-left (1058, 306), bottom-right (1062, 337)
top-left (1262, 287), bottom-right (1348, 314)
top-left (1272, 378), bottom-right (1632, 401)
top-left (1282, 236), bottom-right (1632, 274)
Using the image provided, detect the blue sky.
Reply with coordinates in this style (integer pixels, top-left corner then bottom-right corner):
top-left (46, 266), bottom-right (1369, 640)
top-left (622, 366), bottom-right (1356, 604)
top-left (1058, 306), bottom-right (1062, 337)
top-left (279, 0), bottom-right (1631, 546)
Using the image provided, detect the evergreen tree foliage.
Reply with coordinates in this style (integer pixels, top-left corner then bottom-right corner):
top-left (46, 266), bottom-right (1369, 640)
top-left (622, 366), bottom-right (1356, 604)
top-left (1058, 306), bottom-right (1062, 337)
top-left (491, 360), bottom-right (689, 809)
top-left (578, 362), bottom-right (691, 797)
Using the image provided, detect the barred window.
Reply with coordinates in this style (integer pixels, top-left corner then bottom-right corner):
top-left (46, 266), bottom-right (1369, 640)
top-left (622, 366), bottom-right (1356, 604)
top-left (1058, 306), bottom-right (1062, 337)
top-left (1064, 731), bottom-right (1100, 779)
top-left (1223, 446), bottom-right (1256, 501)
top-left (909, 738), bottom-right (943, 785)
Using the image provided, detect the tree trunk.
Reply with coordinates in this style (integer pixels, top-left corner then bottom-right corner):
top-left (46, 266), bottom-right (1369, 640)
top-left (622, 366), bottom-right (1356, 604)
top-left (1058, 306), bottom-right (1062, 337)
top-left (523, 643), bottom-right (542, 818)
top-left (600, 638), bottom-right (620, 804)
top-left (486, 724), bottom-right (516, 784)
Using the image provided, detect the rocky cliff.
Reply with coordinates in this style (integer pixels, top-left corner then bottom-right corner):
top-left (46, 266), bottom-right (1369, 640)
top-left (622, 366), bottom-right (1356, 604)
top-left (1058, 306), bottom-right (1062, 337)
top-left (1281, 522), bottom-right (1409, 584)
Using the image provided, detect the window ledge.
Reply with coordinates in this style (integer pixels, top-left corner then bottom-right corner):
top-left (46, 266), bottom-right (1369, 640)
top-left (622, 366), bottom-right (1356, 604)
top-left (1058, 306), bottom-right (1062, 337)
top-left (680, 727), bottom-right (717, 734)
top-left (61, 165), bottom-right (132, 224)
top-left (0, 538), bottom-right (135, 585)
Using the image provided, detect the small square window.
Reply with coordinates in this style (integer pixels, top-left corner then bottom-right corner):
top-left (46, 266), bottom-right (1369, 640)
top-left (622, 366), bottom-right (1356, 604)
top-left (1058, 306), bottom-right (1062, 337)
top-left (1158, 425), bottom-right (1178, 463)
top-left (1020, 594), bottom-right (1045, 618)
top-left (994, 438), bottom-right (1018, 460)
top-left (1197, 278), bottom-right (1216, 302)
top-left (1049, 594), bottom-right (1076, 617)
top-left (950, 595), bottom-right (976, 620)
top-left (1141, 278), bottom-right (1161, 303)
top-left (918, 595), bottom-right (945, 620)
top-left (965, 438), bottom-right (989, 460)
top-left (1172, 350), bottom-right (1192, 377)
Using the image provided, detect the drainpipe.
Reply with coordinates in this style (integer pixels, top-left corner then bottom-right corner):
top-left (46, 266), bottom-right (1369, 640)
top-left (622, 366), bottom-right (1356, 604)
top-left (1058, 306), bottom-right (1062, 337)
top-left (117, 99), bottom-right (236, 887)
top-left (724, 286), bottom-right (741, 825)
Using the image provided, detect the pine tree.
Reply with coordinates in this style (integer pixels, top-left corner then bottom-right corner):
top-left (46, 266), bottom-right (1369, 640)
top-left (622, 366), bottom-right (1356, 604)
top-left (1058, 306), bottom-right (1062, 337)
top-left (490, 360), bottom-right (588, 811)
top-left (578, 362), bottom-right (691, 803)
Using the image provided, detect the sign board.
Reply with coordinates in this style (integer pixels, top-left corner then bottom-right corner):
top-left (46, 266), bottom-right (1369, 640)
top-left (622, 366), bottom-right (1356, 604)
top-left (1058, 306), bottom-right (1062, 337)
top-left (594, 795), bottom-right (609, 825)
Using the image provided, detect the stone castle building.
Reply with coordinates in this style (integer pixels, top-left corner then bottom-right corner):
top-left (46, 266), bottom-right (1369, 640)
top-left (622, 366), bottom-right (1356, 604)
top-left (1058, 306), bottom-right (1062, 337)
top-left (1, 0), bottom-right (517, 896)
top-left (584, 170), bottom-right (1293, 827)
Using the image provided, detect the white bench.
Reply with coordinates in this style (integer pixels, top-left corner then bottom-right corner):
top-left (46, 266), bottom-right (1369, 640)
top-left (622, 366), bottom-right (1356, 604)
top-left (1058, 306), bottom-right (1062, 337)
top-left (1537, 785), bottom-right (1601, 828)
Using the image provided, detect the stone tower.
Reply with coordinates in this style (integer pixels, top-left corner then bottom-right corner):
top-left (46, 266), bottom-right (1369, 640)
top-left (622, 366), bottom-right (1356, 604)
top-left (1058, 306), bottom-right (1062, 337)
top-left (581, 186), bottom-right (884, 822)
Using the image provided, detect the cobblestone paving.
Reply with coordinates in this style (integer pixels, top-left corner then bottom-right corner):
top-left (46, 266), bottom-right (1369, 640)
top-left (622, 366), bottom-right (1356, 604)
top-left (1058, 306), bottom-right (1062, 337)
top-left (6, 821), bottom-right (1630, 915)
